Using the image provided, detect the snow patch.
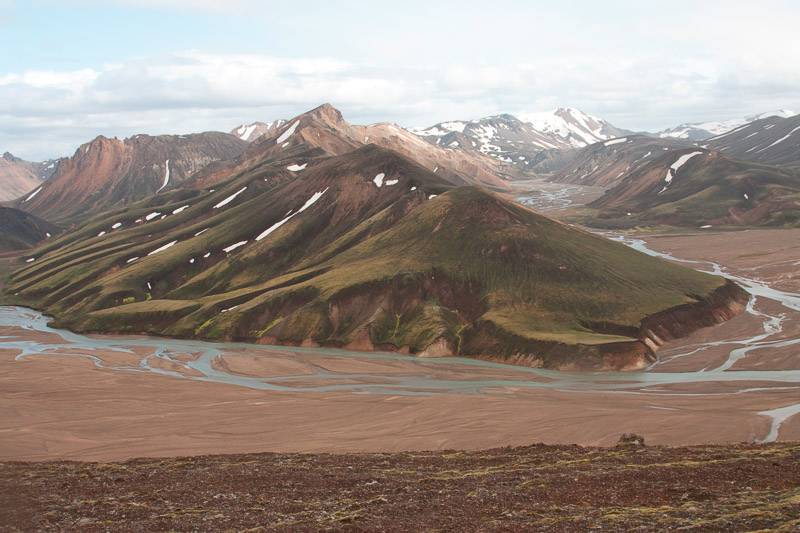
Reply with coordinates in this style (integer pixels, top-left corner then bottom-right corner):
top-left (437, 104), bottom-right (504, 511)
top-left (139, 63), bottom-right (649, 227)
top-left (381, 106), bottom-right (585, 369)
top-left (172, 205), bottom-right (189, 214)
top-left (664, 151), bottom-right (704, 185)
top-left (287, 163), bottom-right (307, 172)
top-left (603, 137), bottom-right (627, 146)
top-left (147, 240), bottom-right (178, 256)
top-left (237, 124), bottom-right (257, 141)
top-left (372, 173), bottom-right (385, 187)
top-left (255, 188), bottom-right (328, 242)
top-left (156, 159), bottom-right (170, 193)
top-left (111, 222), bottom-right (122, 229)
top-left (757, 126), bottom-right (800, 152)
top-left (223, 241), bottom-right (248, 253)
top-left (276, 121), bottom-right (299, 144)
top-left (214, 186), bottom-right (248, 208)
top-left (23, 186), bottom-right (43, 202)
top-left (145, 212), bottom-right (161, 221)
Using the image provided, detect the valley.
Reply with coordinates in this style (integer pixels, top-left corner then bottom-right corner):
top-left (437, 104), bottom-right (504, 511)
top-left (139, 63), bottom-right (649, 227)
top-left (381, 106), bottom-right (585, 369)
top-left (5, 4), bottom-right (800, 530)
top-left (2, 105), bottom-right (799, 465)
top-left (1, 227), bottom-right (798, 462)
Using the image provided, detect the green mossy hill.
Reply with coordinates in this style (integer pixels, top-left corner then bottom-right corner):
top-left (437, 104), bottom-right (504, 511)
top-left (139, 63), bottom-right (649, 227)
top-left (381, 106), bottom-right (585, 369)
top-left (5, 145), bottom-right (742, 369)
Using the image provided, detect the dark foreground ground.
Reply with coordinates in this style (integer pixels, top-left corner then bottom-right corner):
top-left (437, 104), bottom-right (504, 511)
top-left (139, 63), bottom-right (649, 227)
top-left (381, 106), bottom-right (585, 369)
top-left (1, 442), bottom-right (799, 532)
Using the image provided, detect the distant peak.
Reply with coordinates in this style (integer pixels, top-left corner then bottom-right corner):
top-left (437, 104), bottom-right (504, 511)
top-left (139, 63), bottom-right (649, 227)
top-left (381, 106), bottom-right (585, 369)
top-left (305, 102), bottom-right (344, 121)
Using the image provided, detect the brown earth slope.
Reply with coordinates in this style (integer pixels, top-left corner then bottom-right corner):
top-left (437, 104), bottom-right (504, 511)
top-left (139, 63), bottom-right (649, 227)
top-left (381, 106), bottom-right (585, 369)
top-left (1, 443), bottom-right (798, 531)
top-left (15, 133), bottom-right (247, 222)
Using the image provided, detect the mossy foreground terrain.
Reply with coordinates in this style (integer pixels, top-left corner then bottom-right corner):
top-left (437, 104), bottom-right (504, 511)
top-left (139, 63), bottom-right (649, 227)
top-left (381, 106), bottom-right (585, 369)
top-left (1, 443), bottom-right (799, 531)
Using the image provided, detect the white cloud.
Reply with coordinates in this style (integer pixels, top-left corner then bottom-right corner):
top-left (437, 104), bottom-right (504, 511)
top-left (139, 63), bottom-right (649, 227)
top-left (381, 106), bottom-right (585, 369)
top-left (2, 48), bottom-right (799, 160)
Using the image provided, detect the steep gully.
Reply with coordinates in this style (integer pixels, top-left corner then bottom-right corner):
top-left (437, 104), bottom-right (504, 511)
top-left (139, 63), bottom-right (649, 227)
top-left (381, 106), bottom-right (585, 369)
top-left (1, 235), bottom-right (799, 442)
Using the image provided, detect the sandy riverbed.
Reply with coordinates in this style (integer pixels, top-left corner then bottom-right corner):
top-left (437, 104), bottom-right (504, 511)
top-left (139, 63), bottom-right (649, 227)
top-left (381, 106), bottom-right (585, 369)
top-left (0, 229), bottom-right (798, 462)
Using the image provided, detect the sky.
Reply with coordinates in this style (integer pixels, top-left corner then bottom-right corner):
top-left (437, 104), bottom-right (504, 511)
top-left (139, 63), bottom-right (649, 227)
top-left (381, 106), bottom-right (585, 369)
top-left (2, 0), bottom-right (800, 160)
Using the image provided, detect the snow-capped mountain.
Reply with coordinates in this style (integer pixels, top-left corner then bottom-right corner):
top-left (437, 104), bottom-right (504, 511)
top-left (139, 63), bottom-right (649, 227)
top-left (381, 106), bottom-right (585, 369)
top-left (658, 109), bottom-right (795, 141)
top-left (411, 114), bottom-right (567, 169)
top-left (411, 108), bottom-right (629, 172)
top-left (517, 108), bottom-right (630, 148)
top-left (230, 120), bottom-right (286, 142)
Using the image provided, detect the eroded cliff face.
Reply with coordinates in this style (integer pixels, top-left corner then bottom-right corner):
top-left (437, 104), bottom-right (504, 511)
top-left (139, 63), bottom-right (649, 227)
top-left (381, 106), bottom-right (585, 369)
top-left (67, 272), bottom-right (749, 373)
top-left (638, 280), bottom-right (748, 352)
top-left (464, 280), bottom-right (749, 371)
top-left (244, 275), bottom-right (749, 373)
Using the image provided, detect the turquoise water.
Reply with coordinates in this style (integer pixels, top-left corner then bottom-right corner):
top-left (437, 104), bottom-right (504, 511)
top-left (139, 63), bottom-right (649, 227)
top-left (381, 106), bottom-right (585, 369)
top-left (2, 236), bottom-right (799, 440)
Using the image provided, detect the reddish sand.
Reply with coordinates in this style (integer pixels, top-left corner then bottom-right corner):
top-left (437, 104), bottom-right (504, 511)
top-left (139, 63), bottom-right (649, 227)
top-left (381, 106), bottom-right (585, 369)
top-left (2, 341), bottom-right (798, 462)
top-left (1, 229), bottom-right (798, 462)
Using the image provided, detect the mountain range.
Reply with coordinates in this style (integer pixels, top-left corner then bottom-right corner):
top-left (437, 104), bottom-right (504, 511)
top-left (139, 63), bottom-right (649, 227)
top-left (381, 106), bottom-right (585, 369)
top-left (194, 104), bottom-right (516, 191)
top-left (412, 108), bottom-right (631, 173)
top-left (3, 104), bottom-right (748, 371)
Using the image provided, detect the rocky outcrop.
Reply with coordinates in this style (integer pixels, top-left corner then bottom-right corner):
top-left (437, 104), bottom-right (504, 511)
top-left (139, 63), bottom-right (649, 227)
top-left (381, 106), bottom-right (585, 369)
top-left (638, 280), bottom-right (749, 351)
top-left (464, 280), bottom-right (749, 371)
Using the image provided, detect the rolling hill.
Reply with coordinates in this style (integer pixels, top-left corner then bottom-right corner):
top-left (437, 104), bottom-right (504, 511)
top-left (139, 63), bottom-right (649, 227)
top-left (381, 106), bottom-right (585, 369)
top-left (14, 133), bottom-right (248, 223)
top-left (4, 143), bottom-right (746, 370)
top-left (0, 207), bottom-right (59, 253)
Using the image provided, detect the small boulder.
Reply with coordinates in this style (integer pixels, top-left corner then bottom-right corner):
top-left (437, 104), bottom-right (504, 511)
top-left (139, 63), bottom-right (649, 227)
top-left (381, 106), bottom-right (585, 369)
top-left (617, 433), bottom-right (646, 447)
